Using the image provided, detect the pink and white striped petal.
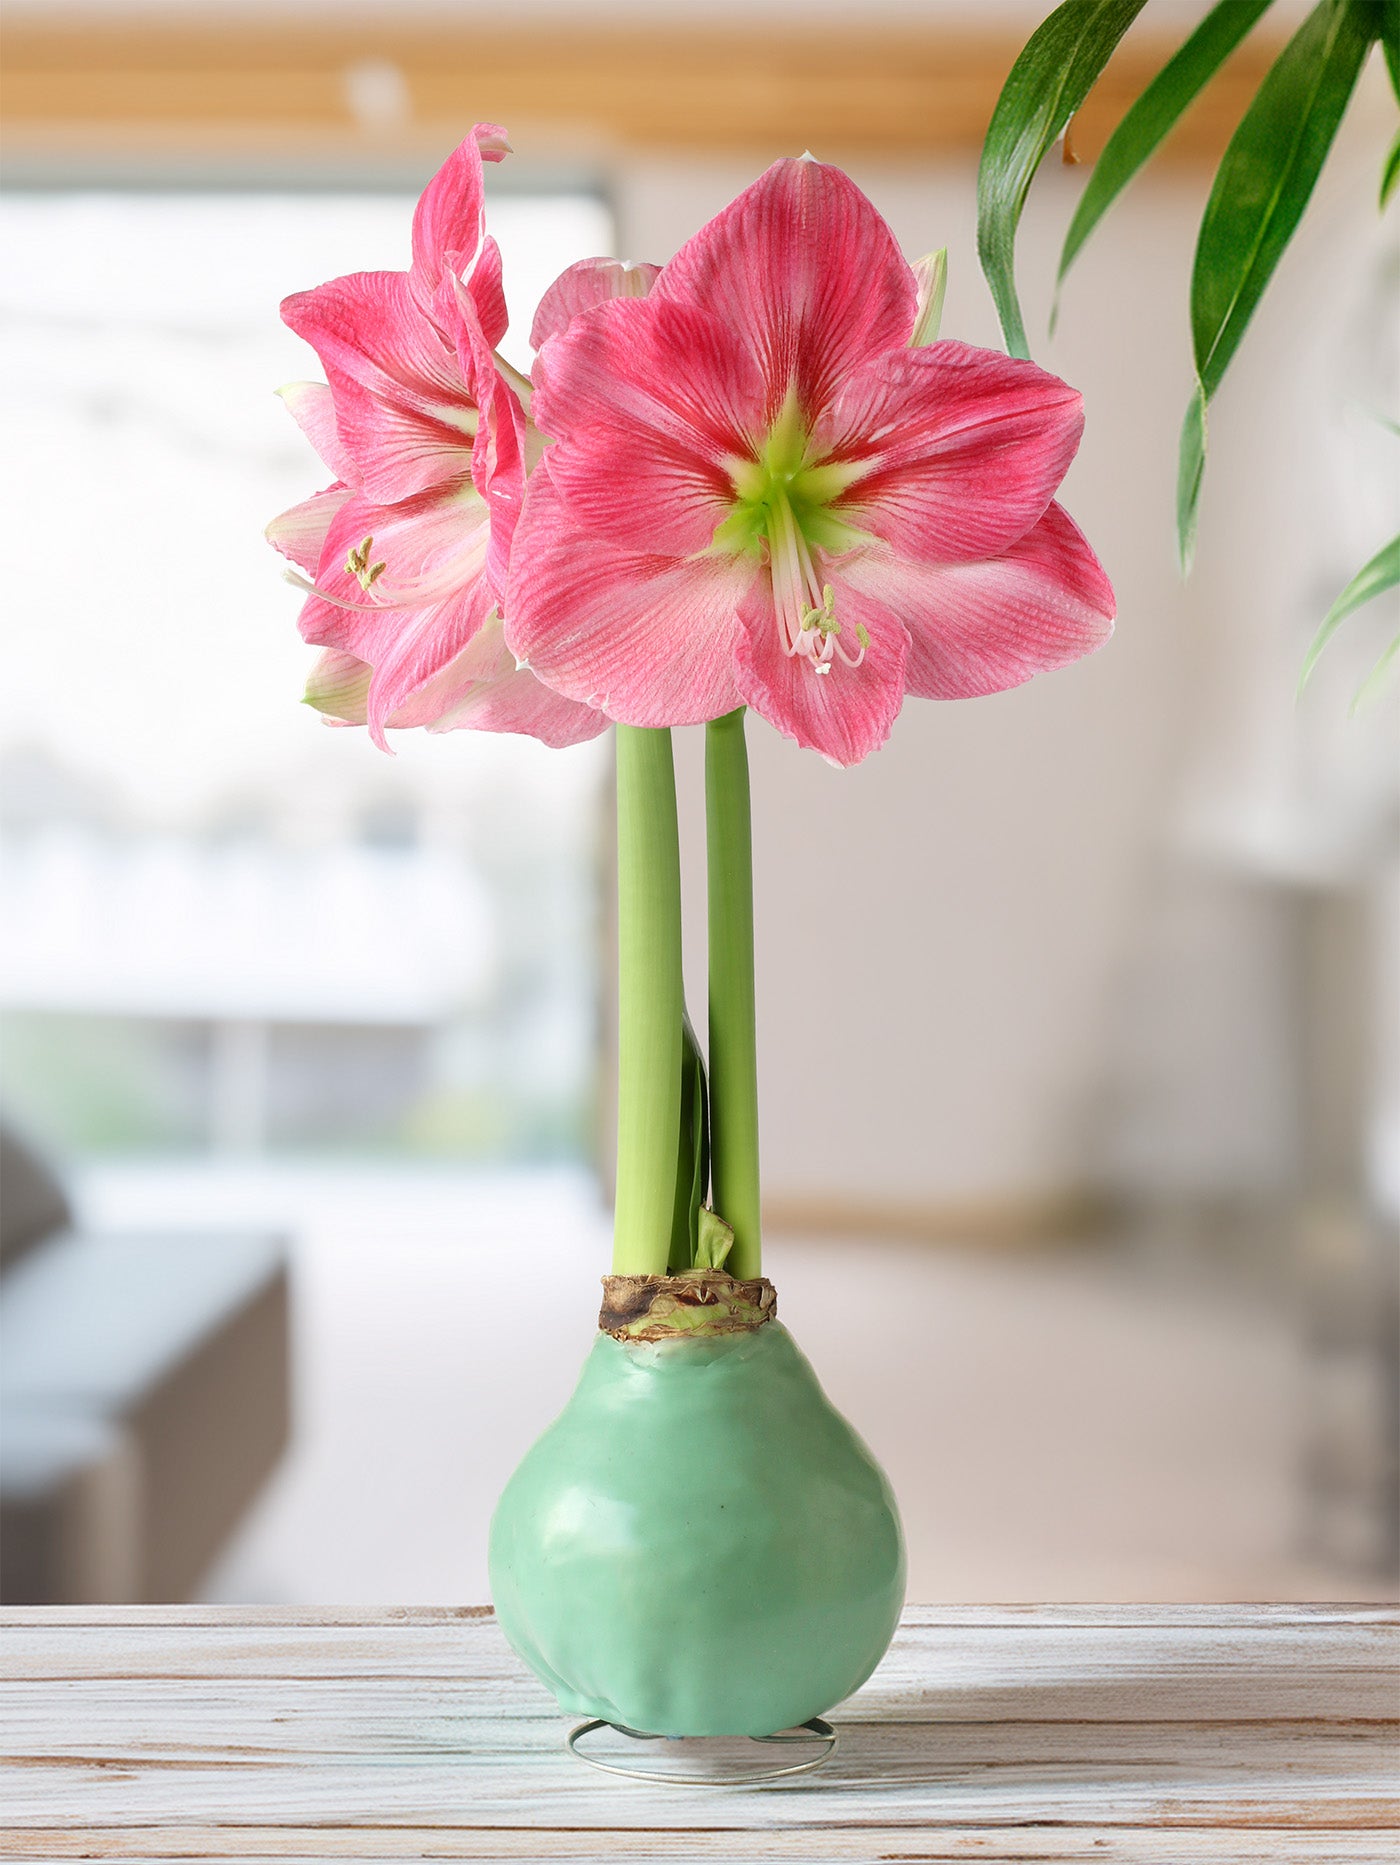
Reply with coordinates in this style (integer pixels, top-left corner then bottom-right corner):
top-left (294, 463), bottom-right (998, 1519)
top-left (305, 623), bottom-right (605, 747)
top-left (303, 648), bottom-right (372, 723)
top-left (409, 126), bottom-right (511, 345)
top-left (428, 613), bottom-right (608, 747)
top-left (843, 501), bottom-right (1115, 700)
top-left (459, 234), bottom-right (509, 358)
top-left (295, 485), bottom-right (491, 666)
top-left (282, 272), bottom-right (478, 504)
top-left (505, 463), bottom-right (749, 727)
top-left (818, 341), bottom-right (1085, 565)
top-left (530, 257), bottom-right (661, 352)
top-left (653, 156), bottom-right (918, 426)
top-left (266, 484), bottom-right (351, 574)
top-left (438, 272), bottom-right (527, 596)
top-left (531, 294), bottom-right (765, 556)
top-left (359, 576), bottom-right (497, 749)
top-left (734, 575), bottom-right (910, 767)
top-left (276, 382), bottom-right (357, 482)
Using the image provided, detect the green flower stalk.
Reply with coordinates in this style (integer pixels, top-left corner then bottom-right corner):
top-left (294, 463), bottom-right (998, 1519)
top-left (706, 708), bottom-right (762, 1280)
top-left (612, 725), bottom-right (684, 1276)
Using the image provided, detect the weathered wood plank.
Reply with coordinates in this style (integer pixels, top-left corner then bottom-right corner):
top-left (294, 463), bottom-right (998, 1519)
top-left (0, 1606), bottom-right (1394, 1861)
top-left (4, 1611), bottom-right (1394, 1722)
top-left (6, 1603), bottom-right (1390, 1628)
top-left (4, 1677), bottom-right (1396, 1753)
top-left (3, 1833), bottom-right (1398, 1863)
top-left (0, 20), bottom-right (1289, 166)
top-left (5, 1708), bottom-right (1394, 1827)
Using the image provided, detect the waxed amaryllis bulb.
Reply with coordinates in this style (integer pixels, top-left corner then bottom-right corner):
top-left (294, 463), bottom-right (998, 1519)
top-left (488, 1320), bottom-right (905, 1738)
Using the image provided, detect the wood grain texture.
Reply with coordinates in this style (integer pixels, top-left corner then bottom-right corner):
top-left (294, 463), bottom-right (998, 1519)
top-left (1, 1605), bottom-right (1396, 1861)
top-left (0, 20), bottom-right (1284, 167)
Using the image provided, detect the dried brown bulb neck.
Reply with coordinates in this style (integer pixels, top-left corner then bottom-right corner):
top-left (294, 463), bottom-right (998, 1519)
top-left (599, 1270), bottom-right (776, 1341)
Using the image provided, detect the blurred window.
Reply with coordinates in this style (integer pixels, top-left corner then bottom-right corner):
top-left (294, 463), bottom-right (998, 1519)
top-left (0, 187), bottom-right (613, 1161)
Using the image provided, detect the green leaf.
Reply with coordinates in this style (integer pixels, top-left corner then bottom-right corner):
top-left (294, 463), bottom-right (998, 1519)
top-left (1379, 0), bottom-right (1400, 100)
top-left (694, 1208), bottom-right (734, 1272)
top-left (1351, 631), bottom-right (1400, 713)
top-left (1176, 381), bottom-right (1208, 574)
top-left (667, 1011), bottom-right (710, 1272)
top-left (1382, 121), bottom-right (1400, 207)
top-left (1175, 0), bottom-right (1374, 564)
top-left (977, 0), bottom-right (1147, 358)
top-left (1055, 0), bottom-right (1276, 317)
top-left (1298, 531), bottom-right (1400, 694)
top-left (1190, 0), bottom-right (1373, 403)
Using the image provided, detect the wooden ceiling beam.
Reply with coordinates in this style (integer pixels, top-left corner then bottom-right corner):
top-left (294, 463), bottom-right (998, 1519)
top-left (1, 18), bottom-right (1282, 167)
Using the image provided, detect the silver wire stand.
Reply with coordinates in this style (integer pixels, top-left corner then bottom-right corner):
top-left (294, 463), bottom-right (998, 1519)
top-left (565, 1715), bottom-right (838, 1785)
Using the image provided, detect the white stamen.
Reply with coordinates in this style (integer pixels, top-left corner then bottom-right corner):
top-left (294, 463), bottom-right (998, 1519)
top-left (768, 498), bottom-right (866, 674)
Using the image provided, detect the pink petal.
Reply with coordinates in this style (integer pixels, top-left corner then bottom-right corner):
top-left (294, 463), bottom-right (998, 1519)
top-left (818, 341), bottom-right (1085, 565)
top-left (276, 381), bottom-right (356, 482)
top-left (653, 156), bottom-right (918, 426)
top-left (409, 127), bottom-right (511, 346)
top-left (282, 272), bottom-right (477, 504)
top-left (438, 273), bottom-right (527, 596)
top-left (427, 614), bottom-right (609, 748)
top-left (296, 486), bottom-right (491, 667)
top-left (304, 648), bottom-right (371, 723)
top-left (504, 463), bottom-right (748, 727)
top-left (305, 621), bottom-right (604, 748)
top-left (734, 575), bottom-right (909, 768)
top-left (461, 234), bottom-right (509, 358)
top-left (360, 576), bottom-right (497, 750)
top-left (843, 502), bottom-right (1115, 700)
top-left (266, 484), bottom-right (351, 573)
top-left (530, 257), bottom-right (661, 351)
top-left (530, 294), bottom-right (764, 556)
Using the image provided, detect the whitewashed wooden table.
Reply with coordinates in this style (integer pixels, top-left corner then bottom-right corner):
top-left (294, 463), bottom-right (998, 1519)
top-left (2, 1603), bottom-right (1396, 1861)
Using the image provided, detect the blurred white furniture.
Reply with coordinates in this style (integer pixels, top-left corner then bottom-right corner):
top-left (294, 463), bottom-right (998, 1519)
top-left (0, 1125), bottom-right (291, 1602)
top-left (1, 1603), bottom-right (1394, 1858)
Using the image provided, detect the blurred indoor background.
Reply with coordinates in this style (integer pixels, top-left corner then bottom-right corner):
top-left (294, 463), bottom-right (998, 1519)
top-left (1, 0), bottom-right (1396, 1608)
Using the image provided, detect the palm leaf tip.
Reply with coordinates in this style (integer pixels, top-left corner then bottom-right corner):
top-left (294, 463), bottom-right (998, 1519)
top-left (1298, 532), bottom-right (1400, 698)
top-left (1055, 0), bottom-right (1276, 301)
top-left (977, 0), bottom-right (1149, 358)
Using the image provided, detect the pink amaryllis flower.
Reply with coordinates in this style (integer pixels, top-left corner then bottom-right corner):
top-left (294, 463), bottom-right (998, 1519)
top-left (267, 127), bottom-right (605, 751)
top-left (506, 156), bottom-right (1115, 766)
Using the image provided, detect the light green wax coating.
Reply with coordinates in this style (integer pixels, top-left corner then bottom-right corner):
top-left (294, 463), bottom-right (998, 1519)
top-left (488, 1322), bottom-right (905, 1738)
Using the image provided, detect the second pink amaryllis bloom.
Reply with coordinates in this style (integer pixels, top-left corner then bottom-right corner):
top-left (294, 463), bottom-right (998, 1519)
top-left (507, 157), bottom-right (1115, 766)
top-left (268, 127), bottom-right (604, 752)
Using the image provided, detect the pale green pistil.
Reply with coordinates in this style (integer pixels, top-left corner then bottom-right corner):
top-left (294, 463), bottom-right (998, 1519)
top-left (716, 399), bottom-right (871, 674)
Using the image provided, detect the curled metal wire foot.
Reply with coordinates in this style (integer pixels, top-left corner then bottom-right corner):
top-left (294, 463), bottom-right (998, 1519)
top-left (565, 1714), bottom-right (838, 1786)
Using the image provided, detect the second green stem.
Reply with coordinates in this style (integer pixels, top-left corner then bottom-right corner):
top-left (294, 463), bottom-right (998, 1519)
top-left (706, 708), bottom-right (761, 1279)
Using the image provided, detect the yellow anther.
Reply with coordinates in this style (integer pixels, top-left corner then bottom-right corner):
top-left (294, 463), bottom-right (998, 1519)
top-left (345, 535), bottom-right (387, 592)
top-left (800, 584), bottom-right (840, 636)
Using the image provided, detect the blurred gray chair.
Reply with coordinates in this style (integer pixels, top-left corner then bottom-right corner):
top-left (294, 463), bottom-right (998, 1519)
top-left (0, 1122), bottom-right (290, 1602)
